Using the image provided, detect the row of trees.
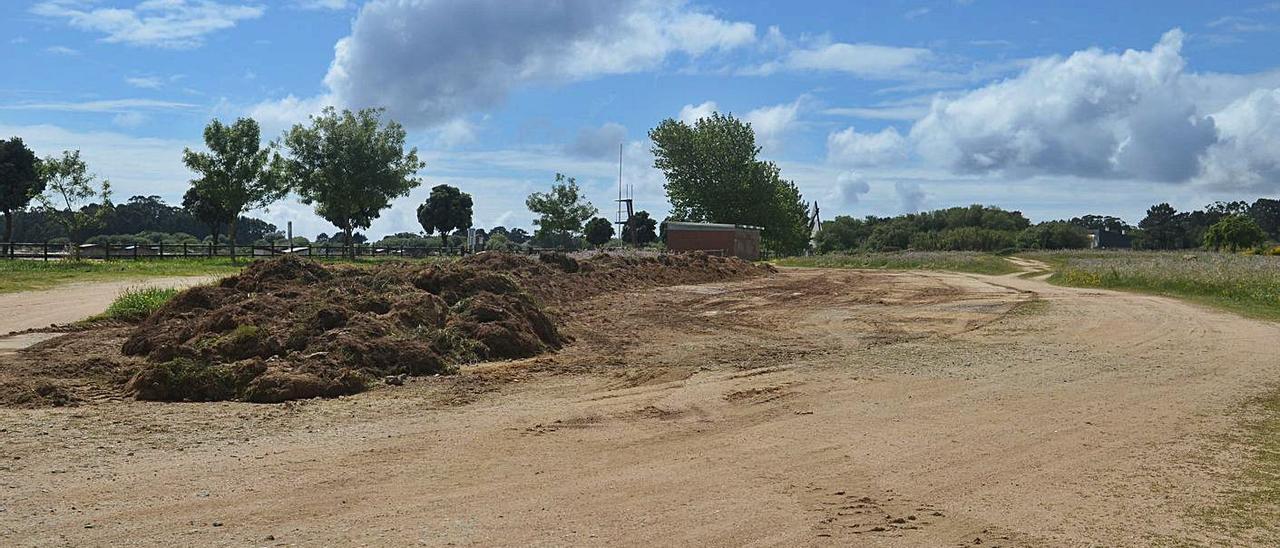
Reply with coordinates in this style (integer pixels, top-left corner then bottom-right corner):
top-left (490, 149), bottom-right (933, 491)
top-left (815, 205), bottom-right (1089, 253)
top-left (1133, 199), bottom-right (1279, 251)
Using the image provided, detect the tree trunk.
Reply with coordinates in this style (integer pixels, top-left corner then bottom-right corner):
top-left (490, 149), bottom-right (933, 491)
top-left (228, 216), bottom-right (239, 262)
top-left (440, 231), bottom-right (449, 250)
top-left (345, 225), bottom-right (355, 261)
top-left (3, 209), bottom-right (12, 244)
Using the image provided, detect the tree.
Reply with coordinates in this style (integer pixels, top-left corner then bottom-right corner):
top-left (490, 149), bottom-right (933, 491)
top-left (1068, 214), bottom-right (1132, 233)
top-left (508, 227), bottom-right (531, 244)
top-left (1204, 215), bottom-right (1266, 252)
top-left (1137, 203), bottom-right (1183, 250)
top-left (525, 173), bottom-right (596, 247)
top-left (1018, 222), bottom-right (1089, 250)
top-left (649, 112), bottom-right (810, 254)
top-left (282, 107), bottom-right (424, 259)
top-left (622, 210), bottom-right (658, 245)
top-left (416, 184), bottom-right (473, 247)
top-left (182, 187), bottom-right (227, 245)
top-left (584, 217), bottom-right (614, 246)
top-left (37, 150), bottom-right (111, 255)
top-left (1248, 198), bottom-right (1280, 241)
top-left (183, 118), bottom-right (287, 258)
top-left (0, 137), bottom-right (43, 244)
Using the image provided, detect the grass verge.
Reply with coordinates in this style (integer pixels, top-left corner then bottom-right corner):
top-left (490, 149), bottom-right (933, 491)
top-left (774, 251), bottom-right (1020, 275)
top-left (1197, 389), bottom-right (1280, 545)
top-left (1026, 251), bottom-right (1280, 322)
top-left (0, 258), bottom-right (244, 293)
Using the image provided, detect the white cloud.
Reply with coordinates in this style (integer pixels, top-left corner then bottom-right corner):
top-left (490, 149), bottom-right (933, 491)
top-left (317, 0), bottom-right (756, 128)
top-left (678, 101), bottom-right (718, 124)
top-left (0, 98), bottom-right (198, 113)
top-left (749, 42), bottom-right (932, 78)
top-left (904, 7), bottom-right (931, 20)
top-left (745, 99), bottom-right (802, 154)
top-left (909, 29), bottom-right (1219, 183)
top-left (45, 45), bottom-right (80, 55)
top-left (246, 93), bottom-right (333, 137)
top-left (31, 0), bottom-right (265, 49)
top-left (566, 122), bottom-right (627, 159)
top-left (293, 0), bottom-right (350, 9)
top-left (827, 126), bottom-right (909, 166)
top-left (125, 76), bottom-right (165, 89)
top-left (895, 181), bottom-right (926, 213)
top-left (112, 111), bottom-right (148, 128)
top-left (826, 171), bottom-right (871, 206)
top-left (1198, 88), bottom-right (1280, 191)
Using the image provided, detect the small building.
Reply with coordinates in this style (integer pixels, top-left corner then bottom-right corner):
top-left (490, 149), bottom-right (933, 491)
top-left (1088, 229), bottom-right (1132, 249)
top-left (664, 221), bottom-right (762, 260)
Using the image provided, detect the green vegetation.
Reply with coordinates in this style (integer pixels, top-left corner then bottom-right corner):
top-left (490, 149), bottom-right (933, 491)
top-left (98, 286), bottom-right (179, 322)
top-left (417, 184), bottom-right (474, 247)
top-left (775, 251), bottom-right (1020, 275)
top-left (0, 258), bottom-right (243, 293)
top-left (1030, 250), bottom-right (1280, 321)
top-left (183, 117), bottom-right (288, 251)
top-left (815, 204), bottom-right (1087, 253)
top-left (526, 173), bottom-right (597, 248)
top-left (650, 112), bottom-right (811, 255)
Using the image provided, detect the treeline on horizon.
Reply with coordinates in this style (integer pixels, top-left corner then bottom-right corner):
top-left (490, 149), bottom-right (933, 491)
top-left (816, 198), bottom-right (1280, 254)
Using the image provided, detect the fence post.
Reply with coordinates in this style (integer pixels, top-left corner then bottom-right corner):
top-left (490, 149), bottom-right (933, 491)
top-left (182, 242), bottom-right (187, 258)
top-left (133, 244), bottom-right (138, 259)
top-left (43, 242), bottom-right (48, 261)
top-left (104, 243), bottom-right (110, 260)
top-left (158, 241), bottom-right (164, 259)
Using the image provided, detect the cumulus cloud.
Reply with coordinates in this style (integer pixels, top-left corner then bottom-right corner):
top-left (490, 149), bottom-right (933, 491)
top-left (909, 29), bottom-right (1219, 182)
top-left (826, 171), bottom-right (871, 206)
top-left (895, 181), bottom-right (926, 213)
top-left (745, 100), bottom-right (802, 154)
top-left (318, 0), bottom-right (755, 128)
top-left (566, 122), bottom-right (627, 159)
top-left (32, 0), bottom-right (265, 49)
top-left (827, 126), bottom-right (909, 166)
top-left (679, 101), bottom-right (718, 124)
top-left (1199, 88), bottom-right (1280, 191)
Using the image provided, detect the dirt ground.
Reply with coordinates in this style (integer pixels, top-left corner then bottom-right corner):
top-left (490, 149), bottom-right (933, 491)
top-left (3, 264), bottom-right (1279, 546)
top-left (0, 276), bottom-right (217, 334)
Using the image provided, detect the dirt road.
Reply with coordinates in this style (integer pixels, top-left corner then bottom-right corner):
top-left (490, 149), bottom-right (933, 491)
top-left (3, 266), bottom-right (1278, 546)
top-left (0, 276), bottom-right (218, 334)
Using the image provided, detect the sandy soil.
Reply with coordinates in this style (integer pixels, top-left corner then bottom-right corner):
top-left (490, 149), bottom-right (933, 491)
top-left (2, 266), bottom-right (1279, 546)
top-left (0, 276), bottom-right (218, 334)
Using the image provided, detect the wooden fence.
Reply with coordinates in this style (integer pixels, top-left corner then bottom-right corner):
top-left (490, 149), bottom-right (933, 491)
top-left (0, 242), bottom-right (476, 261)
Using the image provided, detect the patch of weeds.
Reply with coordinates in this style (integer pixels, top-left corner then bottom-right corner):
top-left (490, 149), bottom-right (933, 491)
top-left (1007, 298), bottom-right (1049, 316)
top-left (127, 358), bottom-right (237, 401)
top-left (96, 286), bottom-right (179, 322)
top-left (428, 326), bottom-right (483, 368)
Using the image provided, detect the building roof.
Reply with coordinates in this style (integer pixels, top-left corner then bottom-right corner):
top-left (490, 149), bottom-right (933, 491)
top-left (665, 221), bottom-right (763, 232)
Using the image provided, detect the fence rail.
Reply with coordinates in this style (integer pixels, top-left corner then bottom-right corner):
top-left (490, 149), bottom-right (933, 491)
top-left (0, 242), bottom-right (484, 261)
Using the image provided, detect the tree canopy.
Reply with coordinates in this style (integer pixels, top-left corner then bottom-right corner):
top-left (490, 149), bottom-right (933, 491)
top-left (182, 117), bottom-right (287, 251)
top-left (526, 173), bottom-right (596, 247)
top-left (649, 112), bottom-right (810, 254)
top-left (1204, 215), bottom-right (1266, 251)
top-left (282, 107), bottom-right (424, 257)
top-left (584, 217), bottom-right (614, 246)
top-left (622, 210), bottom-right (658, 245)
top-left (416, 184), bottom-right (473, 246)
top-left (0, 137), bottom-right (43, 243)
top-left (37, 150), bottom-right (112, 250)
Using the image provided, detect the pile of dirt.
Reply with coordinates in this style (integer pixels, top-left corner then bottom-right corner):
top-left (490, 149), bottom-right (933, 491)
top-left (119, 252), bottom-right (771, 403)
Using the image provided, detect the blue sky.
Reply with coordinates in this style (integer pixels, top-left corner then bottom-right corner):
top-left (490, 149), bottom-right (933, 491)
top-left (4, 0), bottom-right (1280, 239)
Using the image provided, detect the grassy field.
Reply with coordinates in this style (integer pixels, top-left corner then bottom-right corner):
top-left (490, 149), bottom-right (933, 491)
top-left (0, 259), bottom-right (245, 293)
top-left (774, 251), bottom-right (1020, 275)
top-left (1025, 250), bottom-right (1280, 321)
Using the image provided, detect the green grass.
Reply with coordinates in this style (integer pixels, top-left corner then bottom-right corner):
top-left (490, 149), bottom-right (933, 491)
top-left (0, 258), bottom-right (244, 293)
top-left (1025, 250), bottom-right (1280, 321)
top-left (774, 251), bottom-right (1021, 275)
top-left (96, 286), bottom-right (179, 322)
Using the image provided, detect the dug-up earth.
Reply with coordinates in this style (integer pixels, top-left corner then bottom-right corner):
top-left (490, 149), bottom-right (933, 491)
top-left (3, 256), bottom-right (1280, 546)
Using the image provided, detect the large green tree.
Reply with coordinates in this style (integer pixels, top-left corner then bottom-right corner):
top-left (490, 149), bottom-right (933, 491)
top-left (1136, 203), bottom-right (1183, 250)
top-left (0, 137), bottom-right (43, 244)
top-left (416, 184), bottom-right (473, 247)
top-left (182, 118), bottom-right (287, 254)
top-left (1248, 198), bottom-right (1280, 240)
top-left (583, 217), bottom-right (614, 246)
top-left (282, 107), bottom-right (424, 258)
top-left (182, 187), bottom-right (228, 244)
top-left (37, 150), bottom-right (111, 255)
top-left (649, 112), bottom-right (810, 254)
top-left (526, 173), bottom-right (596, 247)
top-left (1204, 215), bottom-right (1266, 252)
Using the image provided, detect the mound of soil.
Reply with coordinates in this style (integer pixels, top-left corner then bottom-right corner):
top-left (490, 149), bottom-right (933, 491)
top-left (119, 252), bottom-right (771, 403)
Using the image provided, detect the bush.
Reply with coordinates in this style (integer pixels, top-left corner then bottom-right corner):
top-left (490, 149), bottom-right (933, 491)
top-left (100, 286), bottom-right (179, 322)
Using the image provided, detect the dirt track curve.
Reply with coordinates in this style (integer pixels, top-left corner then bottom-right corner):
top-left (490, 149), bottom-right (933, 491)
top-left (3, 263), bottom-right (1278, 546)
